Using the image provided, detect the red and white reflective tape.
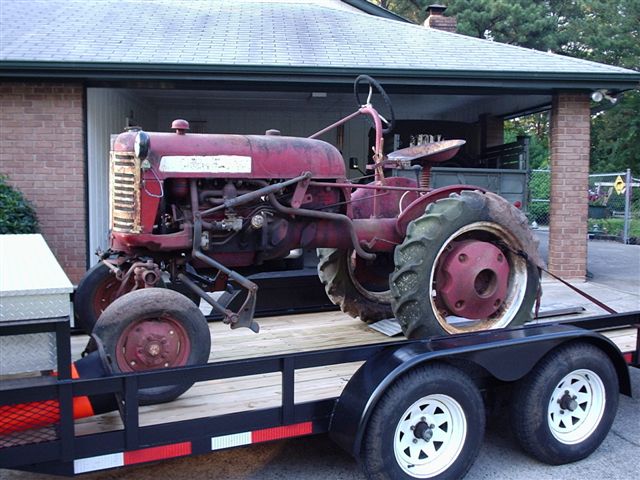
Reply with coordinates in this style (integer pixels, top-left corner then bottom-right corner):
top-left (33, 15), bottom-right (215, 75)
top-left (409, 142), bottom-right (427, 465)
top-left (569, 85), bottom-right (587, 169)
top-left (74, 442), bottom-right (191, 473)
top-left (211, 421), bottom-right (313, 451)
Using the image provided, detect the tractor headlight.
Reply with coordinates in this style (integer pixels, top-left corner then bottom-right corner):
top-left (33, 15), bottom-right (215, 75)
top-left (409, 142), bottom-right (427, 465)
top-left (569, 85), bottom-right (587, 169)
top-left (134, 131), bottom-right (150, 161)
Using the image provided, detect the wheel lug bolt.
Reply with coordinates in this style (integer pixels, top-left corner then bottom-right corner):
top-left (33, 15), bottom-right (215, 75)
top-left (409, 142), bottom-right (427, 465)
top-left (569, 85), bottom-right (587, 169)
top-left (421, 417), bottom-right (426, 422)
top-left (412, 439), bottom-right (418, 444)
top-left (430, 424), bottom-right (435, 429)
top-left (410, 426), bottom-right (415, 430)
top-left (164, 362), bottom-right (169, 367)
top-left (169, 330), bottom-right (175, 335)
top-left (497, 253), bottom-right (504, 262)
top-left (458, 254), bottom-right (467, 263)
top-left (560, 410), bottom-right (565, 414)
top-left (130, 361), bottom-right (136, 366)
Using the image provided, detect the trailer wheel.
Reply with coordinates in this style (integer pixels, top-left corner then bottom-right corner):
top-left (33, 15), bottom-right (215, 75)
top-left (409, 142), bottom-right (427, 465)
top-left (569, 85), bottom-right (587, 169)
top-left (510, 343), bottom-right (619, 465)
top-left (93, 288), bottom-right (211, 405)
top-left (362, 363), bottom-right (484, 480)
top-left (317, 248), bottom-right (393, 323)
top-left (391, 190), bottom-right (540, 339)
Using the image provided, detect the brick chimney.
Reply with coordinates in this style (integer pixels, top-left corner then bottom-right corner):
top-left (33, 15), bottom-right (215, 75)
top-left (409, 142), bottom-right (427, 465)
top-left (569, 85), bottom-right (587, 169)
top-left (424, 4), bottom-right (456, 33)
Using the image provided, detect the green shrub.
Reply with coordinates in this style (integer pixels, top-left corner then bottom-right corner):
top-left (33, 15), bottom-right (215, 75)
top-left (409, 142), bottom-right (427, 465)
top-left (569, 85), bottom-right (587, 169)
top-left (0, 175), bottom-right (39, 234)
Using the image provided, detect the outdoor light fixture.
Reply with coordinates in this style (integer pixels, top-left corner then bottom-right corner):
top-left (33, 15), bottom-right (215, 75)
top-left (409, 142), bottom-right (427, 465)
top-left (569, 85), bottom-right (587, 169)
top-left (591, 89), bottom-right (617, 104)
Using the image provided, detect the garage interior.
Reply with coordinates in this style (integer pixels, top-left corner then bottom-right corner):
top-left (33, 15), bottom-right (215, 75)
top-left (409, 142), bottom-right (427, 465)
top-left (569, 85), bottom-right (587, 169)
top-left (86, 85), bottom-right (551, 259)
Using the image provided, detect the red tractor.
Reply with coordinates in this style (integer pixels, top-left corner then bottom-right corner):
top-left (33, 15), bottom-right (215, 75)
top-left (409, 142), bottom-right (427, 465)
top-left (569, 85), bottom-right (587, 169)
top-left (77, 76), bottom-right (542, 404)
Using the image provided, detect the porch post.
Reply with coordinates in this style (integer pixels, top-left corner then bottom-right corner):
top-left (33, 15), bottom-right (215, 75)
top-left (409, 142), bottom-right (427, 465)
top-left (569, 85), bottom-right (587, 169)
top-left (548, 92), bottom-right (590, 280)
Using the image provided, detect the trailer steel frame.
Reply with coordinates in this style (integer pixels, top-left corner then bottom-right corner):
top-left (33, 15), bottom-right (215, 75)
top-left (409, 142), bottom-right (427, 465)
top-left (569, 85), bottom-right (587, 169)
top-left (1, 311), bottom-right (638, 476)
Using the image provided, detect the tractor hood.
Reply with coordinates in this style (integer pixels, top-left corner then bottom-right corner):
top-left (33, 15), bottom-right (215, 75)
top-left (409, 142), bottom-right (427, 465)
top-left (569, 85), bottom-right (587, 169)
top-left (113, 128), bottom-right (347, 180)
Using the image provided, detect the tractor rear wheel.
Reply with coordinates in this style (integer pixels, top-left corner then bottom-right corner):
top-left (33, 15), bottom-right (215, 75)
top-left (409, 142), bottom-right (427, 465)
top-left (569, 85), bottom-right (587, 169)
top-left (391, 190), bottom-right (540, 339)
top-left (317, 248), bottom-right (393, 323)
top-left (93, 288), bottom-right (211, 405)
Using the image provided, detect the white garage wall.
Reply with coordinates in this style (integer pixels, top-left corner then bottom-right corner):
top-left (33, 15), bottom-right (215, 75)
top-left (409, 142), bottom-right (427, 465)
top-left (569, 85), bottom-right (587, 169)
top-left (86, 88), bottom-right (158, 265)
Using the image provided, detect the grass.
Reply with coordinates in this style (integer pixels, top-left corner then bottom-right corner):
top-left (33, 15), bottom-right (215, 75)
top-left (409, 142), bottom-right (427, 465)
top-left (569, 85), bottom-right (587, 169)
top-left (587, 218), bottom-right (640, 238)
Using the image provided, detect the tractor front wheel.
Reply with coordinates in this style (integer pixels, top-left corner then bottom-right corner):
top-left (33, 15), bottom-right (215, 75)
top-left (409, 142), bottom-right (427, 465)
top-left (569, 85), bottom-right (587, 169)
top-left (391, 190), bottom-right (540, 339)
top-left (93, 288), bottom-right (211, 405)
top-left (74, 262), bottom-right (135, 334)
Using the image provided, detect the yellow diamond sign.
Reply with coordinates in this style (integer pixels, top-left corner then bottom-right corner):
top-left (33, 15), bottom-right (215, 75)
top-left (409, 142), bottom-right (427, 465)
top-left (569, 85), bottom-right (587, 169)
top-left (614, 175), bottom-right (626, 195)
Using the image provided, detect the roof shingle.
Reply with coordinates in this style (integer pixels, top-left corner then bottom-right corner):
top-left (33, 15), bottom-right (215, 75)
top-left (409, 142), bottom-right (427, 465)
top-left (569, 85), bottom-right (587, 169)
top-left (0, 0), bottom-right (636, 76)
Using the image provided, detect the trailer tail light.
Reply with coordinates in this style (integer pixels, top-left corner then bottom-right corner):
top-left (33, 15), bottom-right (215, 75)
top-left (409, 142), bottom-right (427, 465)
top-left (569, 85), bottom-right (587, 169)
top-left (210, 421), bottom-right (313, 451)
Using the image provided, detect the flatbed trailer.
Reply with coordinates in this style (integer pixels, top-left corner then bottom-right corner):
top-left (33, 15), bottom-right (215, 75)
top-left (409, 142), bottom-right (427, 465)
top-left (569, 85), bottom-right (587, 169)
top-left (1, 310), bottom-right (638, 479)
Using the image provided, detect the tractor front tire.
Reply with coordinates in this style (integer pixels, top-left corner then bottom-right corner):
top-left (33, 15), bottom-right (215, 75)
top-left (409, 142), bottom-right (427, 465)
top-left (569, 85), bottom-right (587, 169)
top-left (93, 288), bottom-right (211, 405)
top-left (391, 190), bottom-right (540, 339)
top-left (317, 248), bottom-right (393, 323)
top-left (74, 262), bottom-right (134, 334)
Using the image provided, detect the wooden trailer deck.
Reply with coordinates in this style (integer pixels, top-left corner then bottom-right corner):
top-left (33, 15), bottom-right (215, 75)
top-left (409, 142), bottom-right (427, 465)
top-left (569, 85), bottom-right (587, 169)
top-left (70, 312), bottom-right (638, 437)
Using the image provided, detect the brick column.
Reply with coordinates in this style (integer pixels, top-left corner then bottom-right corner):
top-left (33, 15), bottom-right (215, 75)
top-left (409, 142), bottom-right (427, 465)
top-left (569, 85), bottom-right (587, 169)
top-left (0, 82), bottom-right (87, 283)
top-left (548, 93), bottom-right (590, 280)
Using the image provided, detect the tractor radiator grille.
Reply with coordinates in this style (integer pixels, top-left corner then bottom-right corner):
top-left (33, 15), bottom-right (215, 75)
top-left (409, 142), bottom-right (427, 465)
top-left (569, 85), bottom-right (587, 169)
top-left (110, 151), bottom-right (141, 233)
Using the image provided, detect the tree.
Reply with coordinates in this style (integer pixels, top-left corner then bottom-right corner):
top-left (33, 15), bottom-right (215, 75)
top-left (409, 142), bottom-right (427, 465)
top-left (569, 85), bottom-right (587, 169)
top-left (445, 0), bottom-right (559, 50)
top-left (554, 0), bottom-right (640, 174)
top-left (373, 0), bottom-right (639, 174)
top-left (504, 113), bottom-right (550, 170)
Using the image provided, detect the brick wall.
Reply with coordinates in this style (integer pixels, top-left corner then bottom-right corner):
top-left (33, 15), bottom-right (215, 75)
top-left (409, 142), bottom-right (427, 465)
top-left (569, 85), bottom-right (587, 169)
top-left (0, 82), bottom-right (87, 283)
top-left (548, 92), bottom-right (590, 280)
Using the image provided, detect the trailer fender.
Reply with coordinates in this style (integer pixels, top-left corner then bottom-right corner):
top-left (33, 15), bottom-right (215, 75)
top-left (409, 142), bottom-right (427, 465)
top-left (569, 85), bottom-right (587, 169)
top-left (329, 324), bottom-right (630, 457)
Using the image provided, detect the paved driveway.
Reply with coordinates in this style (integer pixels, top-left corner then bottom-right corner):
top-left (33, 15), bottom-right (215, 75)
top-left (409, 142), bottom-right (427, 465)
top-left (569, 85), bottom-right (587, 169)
top-left (534, 229), bottom-right (640, 293)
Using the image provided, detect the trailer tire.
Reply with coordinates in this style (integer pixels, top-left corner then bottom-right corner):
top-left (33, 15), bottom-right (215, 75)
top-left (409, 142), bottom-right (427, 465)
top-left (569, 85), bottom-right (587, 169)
top-left (510, 342), bottom-right (619, 465)
top-left (93, 288), bottom-right (211, 405)
top-left (391, 190), bottom-right (540, 339)
top-left (362, 363), bottom-right (484, 480)
top-left (317, 248), bottom-right (393, 323)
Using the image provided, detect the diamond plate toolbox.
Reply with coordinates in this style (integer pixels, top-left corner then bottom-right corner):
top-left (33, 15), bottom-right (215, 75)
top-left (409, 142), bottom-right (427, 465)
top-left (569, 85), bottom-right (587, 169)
top-left (0, 234), bottom-right (73, 373)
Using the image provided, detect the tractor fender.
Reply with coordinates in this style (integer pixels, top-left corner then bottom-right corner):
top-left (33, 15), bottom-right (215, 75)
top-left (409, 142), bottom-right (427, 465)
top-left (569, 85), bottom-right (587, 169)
top-left (351, 177), bottom-right (419, 219)
top-left (329, 324), bottom-right (630, 457)
top-left (395, 184), bottom-right (486, 236)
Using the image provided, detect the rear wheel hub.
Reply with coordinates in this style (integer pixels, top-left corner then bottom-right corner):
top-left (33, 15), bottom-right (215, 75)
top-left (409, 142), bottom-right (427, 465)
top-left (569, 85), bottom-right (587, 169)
top-left (436, 240), bottom-right (509, 319)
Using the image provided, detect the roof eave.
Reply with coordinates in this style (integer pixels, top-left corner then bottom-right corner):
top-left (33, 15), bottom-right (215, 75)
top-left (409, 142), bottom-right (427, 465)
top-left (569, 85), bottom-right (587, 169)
top-left (1, 61), bottom-right (638, 92)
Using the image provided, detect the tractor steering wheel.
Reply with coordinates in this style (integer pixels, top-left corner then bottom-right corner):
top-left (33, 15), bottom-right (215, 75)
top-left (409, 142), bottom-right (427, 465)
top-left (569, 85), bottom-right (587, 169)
top-left (354, 75), bottom-right (396, 135)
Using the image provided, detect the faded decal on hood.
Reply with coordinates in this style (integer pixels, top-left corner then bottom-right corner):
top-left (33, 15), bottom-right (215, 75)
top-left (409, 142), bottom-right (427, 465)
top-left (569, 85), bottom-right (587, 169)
top-left (160, 155), bottom-right (252, 173)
